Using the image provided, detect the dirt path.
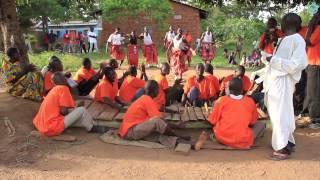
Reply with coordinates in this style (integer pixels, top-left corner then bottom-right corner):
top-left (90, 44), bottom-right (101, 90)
top-left (0, 68), bottom-right (319, 179)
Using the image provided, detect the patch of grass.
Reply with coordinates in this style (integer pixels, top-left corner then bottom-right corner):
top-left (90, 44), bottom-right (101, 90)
top-left (2, 42), bottom-right (255, 72)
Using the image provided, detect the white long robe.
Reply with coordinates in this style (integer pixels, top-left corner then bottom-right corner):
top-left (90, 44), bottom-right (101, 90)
top-left (264, 34), bottom-right (307, 151)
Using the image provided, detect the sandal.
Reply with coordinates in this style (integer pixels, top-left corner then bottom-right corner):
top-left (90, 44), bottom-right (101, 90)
top-left (271, 151), bottom-right (290, 161)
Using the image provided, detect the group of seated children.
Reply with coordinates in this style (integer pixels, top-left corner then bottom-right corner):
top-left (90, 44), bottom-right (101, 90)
top-left (240, 49), bottom-right (262, 67)
top-left (31, 55), bottom-right (265, 151)
top-left (224, 48), bottom-right (262, 67)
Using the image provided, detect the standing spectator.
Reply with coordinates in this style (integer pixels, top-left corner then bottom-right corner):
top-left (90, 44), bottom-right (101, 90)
top-left (70, 30), bottom-right (78, 53)
top-left (78, 31), bottom-right (87, 54)
top-left (88, 27), bottom-right (98, 53)
top-left (48, 30), bottom-right (57, 51)
top-left (43, 33), bottom-right (49, 51)
top-left (235, 37), bottom-right (243, 60)
top-left (63, 30), bottom-right (71, 53)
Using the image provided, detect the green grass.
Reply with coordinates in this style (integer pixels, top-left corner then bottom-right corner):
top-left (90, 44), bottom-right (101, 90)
top-left (1, 41), bottom-right (255, 72)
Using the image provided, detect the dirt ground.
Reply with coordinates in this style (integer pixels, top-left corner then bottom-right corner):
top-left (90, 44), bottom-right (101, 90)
top-left (0, 68), bottom-right (319, 179)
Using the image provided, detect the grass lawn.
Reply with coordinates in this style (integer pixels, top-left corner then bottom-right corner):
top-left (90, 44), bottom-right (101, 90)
top-left (1, 42), bottom-right (257, 72)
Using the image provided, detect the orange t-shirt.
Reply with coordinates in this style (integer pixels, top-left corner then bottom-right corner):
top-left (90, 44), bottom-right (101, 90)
top-left (119, 75), bottom-right (145, 103)
top-left (220, 75), bottom-right (251, 94)
top-left (73, 66), bottom-right (96, 84)
top-left (154, 74), bottom-right (169, 108)
top-left (94, 79), bottom-right (118, 102)
top-left (204, 73), bottom-right (220, 96)
top-left (258, 29), bottom-right (283, 54)
top-left (184, 76), bottom-right (215, 100)
top-left (33, 85), bottom-right (75, 136)
top-left (118, 95), bottom-right (161, 137)
top-left (44, 71), bottom-right (54, 92)
top-left (305, 26), bottom-right (320, 65)
top-left (208, 96), bottom-right (258, 149)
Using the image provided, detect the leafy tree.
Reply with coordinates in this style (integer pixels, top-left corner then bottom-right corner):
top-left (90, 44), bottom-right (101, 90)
top-left (202, 7), bottom-right (265, 46)
top-left (100, 0), bottom-right (173, 27)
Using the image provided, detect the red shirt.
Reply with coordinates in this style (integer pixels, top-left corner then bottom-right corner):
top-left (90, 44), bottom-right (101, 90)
top-left (73, 66), bottom-right (96, 84)
top-left (119, 95), bottom-right (161, 137)
top-left (33, 85), bottom-right (75, 136)
top-left (63, 33), bottom-right (70, 43)
top-left (184, 75), bottom-right (215, 100)
top-left (208, 96), bottom-right (258, 149)
top-left (94, 79), bottom-right (118, 102)
top-left (119, 75), bottom-right (145, 103)
top-left (154, 74), bottom-right (169, 108)
top-left (220, 75), bottom-right (251, 94)
top-left (258, 29), bottom-right (283, 55)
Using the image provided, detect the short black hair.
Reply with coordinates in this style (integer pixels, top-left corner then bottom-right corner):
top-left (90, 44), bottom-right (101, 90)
top-left (229, 77), bottom-right (243, 95)
top-left (237, 65), bottom-right (246, 76)
top-left (103, 66), bottom-right (115, 81)
top-left (144, 80), bottom-right (159, 98)
top-left (48, 56), bottom-right (61, 71)
top-left (267, 17), bottom-right (278, 29)
top-left (128, 65), bottom-right (137, 76)
top-left (82, 58), bottom-right (91, 66)
top-left (204, 63), bottom-right (213, 74)
top-left (281, 13), bottom-right (302, 33)
top-left (6, 47), bottom-right (18, 59)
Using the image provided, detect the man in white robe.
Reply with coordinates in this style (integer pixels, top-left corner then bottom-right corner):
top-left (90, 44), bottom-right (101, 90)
top-left (264, 13), bottom-right (308, 160)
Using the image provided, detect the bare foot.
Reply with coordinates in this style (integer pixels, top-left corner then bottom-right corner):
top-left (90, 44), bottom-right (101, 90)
top-left (195, 131), bottom-right (208, 151)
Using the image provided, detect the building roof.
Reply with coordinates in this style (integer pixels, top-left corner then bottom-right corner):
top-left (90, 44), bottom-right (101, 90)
top-left (170, 0), bottom-right (208, 18)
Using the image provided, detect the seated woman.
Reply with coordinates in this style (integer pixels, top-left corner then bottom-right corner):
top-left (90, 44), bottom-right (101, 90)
top-left (118, 80), bottom-right (191, 148)
top-left (93, 67), bottom-right (125, 110)
top-left (2, 47), bottom-right (43, 101)
top-left (182, 63), bottom-right (216, 107)
top-left (43, 57), bottom-right (63, 95)
top-left (195, 78), bottom-right (266, 150)
top-left (33, 72), bottom-right (106, 136)
top-left (219, 65), bottom-right (251, 96)
top-left (119, 65), bottom-right (148, 103)
top-left (73, 58), bottom-right (102, 96)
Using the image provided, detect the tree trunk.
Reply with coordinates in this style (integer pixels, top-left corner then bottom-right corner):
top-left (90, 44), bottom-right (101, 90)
top-left (0, 0), bottom-right (29, 63)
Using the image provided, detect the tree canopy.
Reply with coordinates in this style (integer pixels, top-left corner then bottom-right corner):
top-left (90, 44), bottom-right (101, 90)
top-left (100, 0), bottom-right (173, 25)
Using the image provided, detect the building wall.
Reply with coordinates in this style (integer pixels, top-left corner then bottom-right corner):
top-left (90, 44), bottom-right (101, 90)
top-left (99, 1), bottom-right (202, 48)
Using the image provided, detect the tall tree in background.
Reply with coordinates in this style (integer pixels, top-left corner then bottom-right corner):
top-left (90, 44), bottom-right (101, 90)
top-left (0, 0), bottom-right (29, 63)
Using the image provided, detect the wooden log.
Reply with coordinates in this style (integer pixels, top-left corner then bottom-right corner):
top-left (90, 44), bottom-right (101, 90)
top-left (194, 107), bottom-right (206, 120)
top-left (163, 113), bottom-right (172, 121)
top-left (87, 102), bottom-right (108, 119)
top-left (188, 107), bottom-right (197, 121)
top-left (96, 110), bottom-right (119, 121)
top-left (172, 113), bottom-right (180, 121)
top-left (114, 112), bottom-right (125, 121)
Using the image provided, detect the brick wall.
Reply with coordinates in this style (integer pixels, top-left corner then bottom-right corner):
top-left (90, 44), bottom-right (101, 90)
top-left (99, 1), bottom-right (202, 48)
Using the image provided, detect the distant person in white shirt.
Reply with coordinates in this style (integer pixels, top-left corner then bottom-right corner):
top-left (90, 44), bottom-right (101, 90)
top-left (107, 28), bottom-right (125, 65)
top-left (88, 27), bottom-right (98, 53)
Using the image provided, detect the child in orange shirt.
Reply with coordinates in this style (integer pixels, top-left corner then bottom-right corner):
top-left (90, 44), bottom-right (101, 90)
top-left (43, 57), bottom-right (63, 95)
top-left (195, 78), bottom-right (266, 150)
top-left (182, 63), bottom-right (215, 107)
top-left (204, 63), bottom-right (220, 98)
top-left (94, 67), bottom-right (124, 110)
top-left (220, 65), bottom-right (251, 96)
top-left (119, 65), bottom-right (148, 103)
top-left (33, 72), bottom-right (106, 137)
top-left (74, 58), bottom-right (102, 96)
top-left (119, 80), bottom-right (190, 148)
